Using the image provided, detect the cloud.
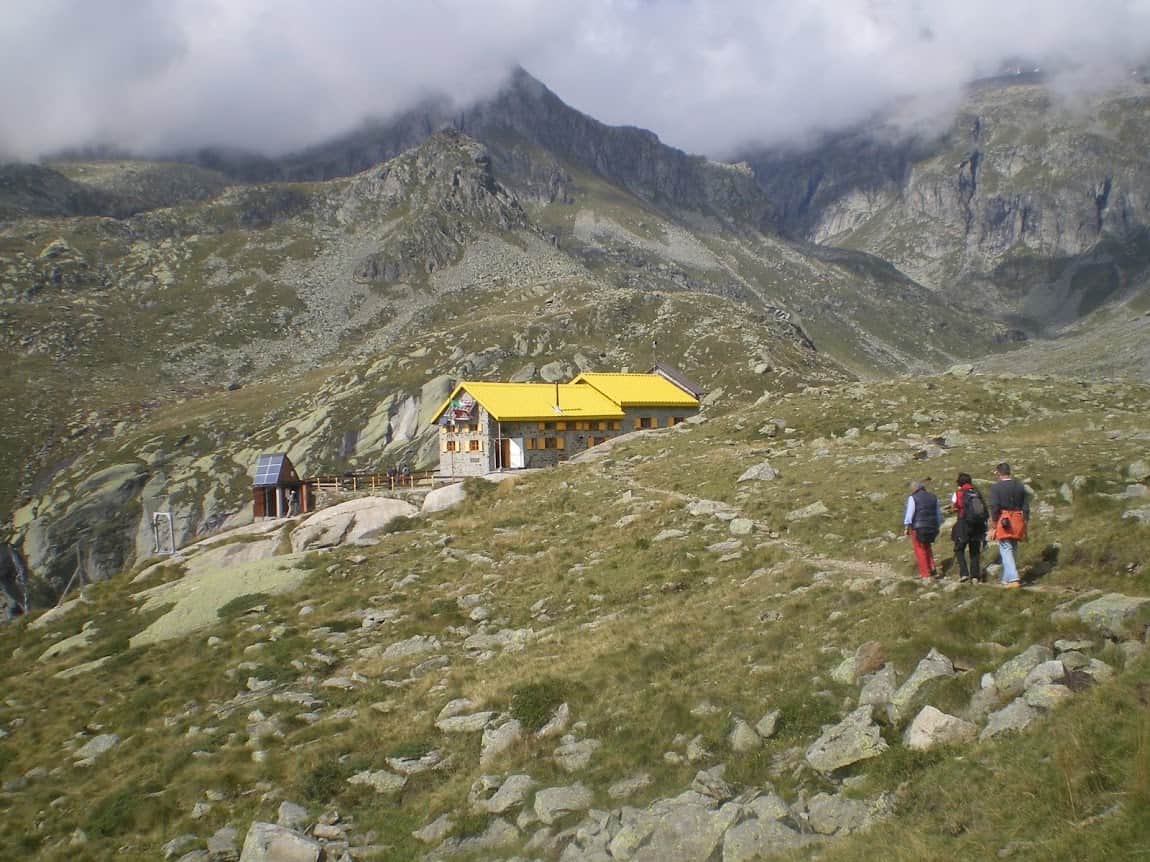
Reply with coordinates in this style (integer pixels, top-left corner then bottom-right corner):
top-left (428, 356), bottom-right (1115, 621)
top-left (2, 0), bottom-right (1150, 162)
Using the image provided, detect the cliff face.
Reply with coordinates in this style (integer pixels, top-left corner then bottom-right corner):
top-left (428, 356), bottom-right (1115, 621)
top-left (744, 77), bottom-right (1150, 331)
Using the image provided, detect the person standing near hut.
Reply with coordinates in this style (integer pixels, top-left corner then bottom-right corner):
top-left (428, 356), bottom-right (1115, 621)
top-left (903, 480), bottom-right (943, 580)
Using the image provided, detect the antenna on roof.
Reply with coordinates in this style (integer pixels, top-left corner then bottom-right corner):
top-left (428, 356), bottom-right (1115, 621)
top-left (555, 382), bottom-right (560, 411)
top-left (652, 338), bottom-right (658, 368)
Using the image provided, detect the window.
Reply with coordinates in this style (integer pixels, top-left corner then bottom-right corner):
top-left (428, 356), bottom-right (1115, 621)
top-left (526, 438), bottom-right (536, 450)
top-left (543, 437), bottom-right (565, 450)
top-left (635, 416), bottom-right (653, 430)
top-left (612, 421), bottom-right (622, 431)
top-left (671, 417), bottom-right (685, 425)
top-left (556, 421), bottom-right (567, 431)
top-left (469, 439), bottom-right (482, 452)
top-left (444, 440), bottom-right (457, 452)
top-left (455, 423), bottom-right (471, 433)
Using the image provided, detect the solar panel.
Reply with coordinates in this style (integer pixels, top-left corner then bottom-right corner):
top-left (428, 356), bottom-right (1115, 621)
top-left (252, 453), bottom-right (286, 486)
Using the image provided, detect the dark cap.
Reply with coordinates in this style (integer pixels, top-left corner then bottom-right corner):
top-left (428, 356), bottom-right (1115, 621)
top-left (995, 462), bottom-right (1011, 475)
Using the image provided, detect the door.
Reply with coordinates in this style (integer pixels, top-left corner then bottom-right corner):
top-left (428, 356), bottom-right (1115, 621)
top-left (499, 438), bottom-right (510, 469)
top-left (509, 438), bottom-right (525, 469)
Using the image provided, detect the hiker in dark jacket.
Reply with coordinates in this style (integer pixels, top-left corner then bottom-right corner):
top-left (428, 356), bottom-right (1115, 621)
top-left (989, 462), bottom-right (1030, 588)
top-left (950, 472), bottom-right (988, 583)
top-left (903, 480), bottom-right (942, 580)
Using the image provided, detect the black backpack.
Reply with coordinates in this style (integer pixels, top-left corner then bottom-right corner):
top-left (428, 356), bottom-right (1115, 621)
top-left (961, 487), bottom-right (989, 529)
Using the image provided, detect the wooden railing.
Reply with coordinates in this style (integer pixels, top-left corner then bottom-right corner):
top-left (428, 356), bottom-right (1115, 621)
top-left (307, 470), bottom-right (438, 494)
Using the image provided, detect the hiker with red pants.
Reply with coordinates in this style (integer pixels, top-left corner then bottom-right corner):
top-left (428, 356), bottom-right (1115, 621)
top-left (903, 480), bottom-right (943, 580)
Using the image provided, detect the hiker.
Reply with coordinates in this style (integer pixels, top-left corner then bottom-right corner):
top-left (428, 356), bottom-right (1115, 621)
top-left (288, 488), bottom-right (300, 516)
top-left (950, 472), bottom-right (988, 583)
top-left (989, 462), bottom-right (1029, 589)
top-left (903, 480), bottom-right (943, 580)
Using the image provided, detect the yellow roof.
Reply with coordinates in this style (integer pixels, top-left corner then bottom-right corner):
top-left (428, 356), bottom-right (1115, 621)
top-left (431, 382), bottom-right (625, 423)
top-left (570, 373), bottom-right (700, 408)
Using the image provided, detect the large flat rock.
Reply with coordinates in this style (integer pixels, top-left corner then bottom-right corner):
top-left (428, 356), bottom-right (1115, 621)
top-left (290, 497), bottom-right (418, 551)
top-left (130, 555), bottom-right (311, 647)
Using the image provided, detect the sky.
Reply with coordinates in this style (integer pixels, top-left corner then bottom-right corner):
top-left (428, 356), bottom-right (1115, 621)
top-left (3, 0), bottom-right (1150, 162)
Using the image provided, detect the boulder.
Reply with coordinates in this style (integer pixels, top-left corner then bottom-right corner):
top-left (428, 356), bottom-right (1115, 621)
top-left (993, 645), bottom-right (1054, 698)
top-left (626, 798), bottom-right (741, 862)
top-left (903, 706), bottom-right (977, 751)
top-left (805, 792), bottom-right (889, 835)
top-left (887, 649), bottom-right (955, 723)
top-left (723, 818), bottom-right (811, 861)
top-left (484, 774), bottom-right (536, 815)
top-left (729, 518), bottom-right (755, 537)
top-left (480, 719), bottom-right (523, 767)
top-left (553, 737), bottom-right (601, 772)
top-left (276, 802), bottom-right (308, 830)
top-left (786, 501), bottom-right (829, 521)
top-left (238, 822), bottom-right (322, 862)
top-left (608, 773), bottom-right (652, 800)
top-left (1076, 594), bottom-right (1150, 638)
top-left (539, 361), bottom-right (570, 383)
top-left (74, 734), bottom-right (119, 761)
top-left (805, 706), bottom-right (888, 775)
top-left (422, 482), bottom-right (467, 514)
top-left (1023, 660), bottom-right (1066, 690)
top-left (347, 769), bottom-right (406, 795)
top-left (382, 635), bottom-right (441, 661)
top-left (534, 784), bottom-right (594, 824)
top-left (729, 718), bottom-right (762, 752)
top-left (436, 712), bottom-right (496, 733)
top-left (1024, 684), bottom-right (1074, 710)
top-left (509, 364), bottom-right (536, 383)
top-left (754, 709), bottom-right (781, 739)
top-left (980, 698), bottom-right (1041, 740)
top-left (859, 664), bottom-right (898, 709)
top-left (737, 462), bottom-right (779, 483)
top-left (692, 765), bottom-right (735, 801)
top-left (290, 497), bottom-right (418, 551)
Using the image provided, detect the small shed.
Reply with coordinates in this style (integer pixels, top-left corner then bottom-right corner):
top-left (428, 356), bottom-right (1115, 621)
top-left (251, 453), bottom-right (312, 518)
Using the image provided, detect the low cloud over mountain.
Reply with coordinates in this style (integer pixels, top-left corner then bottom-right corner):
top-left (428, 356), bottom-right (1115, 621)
top-left (4, 0), bottom-right (1150, 160)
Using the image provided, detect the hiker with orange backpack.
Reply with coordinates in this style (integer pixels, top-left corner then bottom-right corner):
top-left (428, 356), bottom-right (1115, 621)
top-left (989, 462), bottom-right (1030, 589)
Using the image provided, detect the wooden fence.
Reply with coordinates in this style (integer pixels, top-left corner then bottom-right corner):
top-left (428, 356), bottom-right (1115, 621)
top-left (307, 470), bottom-right (438, 494)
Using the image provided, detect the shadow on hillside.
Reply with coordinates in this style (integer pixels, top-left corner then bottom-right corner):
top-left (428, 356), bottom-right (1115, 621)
top-left (1022, 543), bottom-right (1061, 585)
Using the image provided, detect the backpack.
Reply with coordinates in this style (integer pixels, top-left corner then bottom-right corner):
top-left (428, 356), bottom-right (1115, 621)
top-left (961, 487), bottom-right (988, 529)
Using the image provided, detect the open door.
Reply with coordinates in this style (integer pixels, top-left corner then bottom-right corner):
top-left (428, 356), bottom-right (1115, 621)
top-left (508, 438), bottom-right (525, 469)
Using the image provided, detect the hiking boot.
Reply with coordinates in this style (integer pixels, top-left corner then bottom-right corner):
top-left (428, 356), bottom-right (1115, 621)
top-left (1002, 581), bottom-right (1021, 589)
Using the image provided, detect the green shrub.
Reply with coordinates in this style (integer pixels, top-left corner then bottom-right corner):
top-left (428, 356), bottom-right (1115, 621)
top-left (510, 677), bottom-right (569, 732)
top-left (299, 760), bottom-right (352, 803)
top-left (85, 783), bottom-right (148, 837)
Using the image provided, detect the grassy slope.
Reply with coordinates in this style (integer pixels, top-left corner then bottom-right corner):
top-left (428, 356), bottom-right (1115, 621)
top-left (0, 374), bottom-right (1148, 860)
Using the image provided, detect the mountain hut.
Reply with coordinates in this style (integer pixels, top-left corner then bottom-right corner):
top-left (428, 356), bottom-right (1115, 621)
top-left (251, 453), bottom-right (313, 518)
top-left (430, 370), bottom-right (700, 478)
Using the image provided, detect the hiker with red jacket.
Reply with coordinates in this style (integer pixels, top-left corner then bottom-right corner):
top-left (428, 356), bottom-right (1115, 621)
top-left (903, 480), bottom-right (943, 580)
top-left (989, 462), bottom-right (1030, 589)
top-left (950, 472), bottom-right (989, 583)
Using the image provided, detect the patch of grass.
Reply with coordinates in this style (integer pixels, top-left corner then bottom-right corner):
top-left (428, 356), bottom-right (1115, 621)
top-left (382, 515), bottom-right (421, 534)
top-left (216, 592), bottom-right (271, 620)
